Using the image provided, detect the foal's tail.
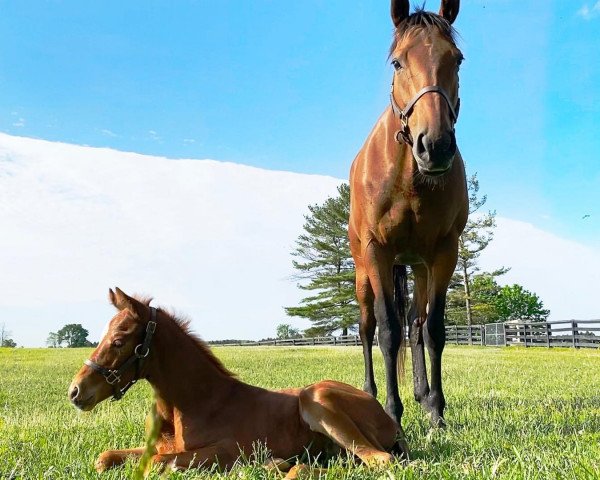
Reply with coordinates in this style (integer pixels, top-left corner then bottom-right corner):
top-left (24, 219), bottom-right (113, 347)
top-left (393, 264), bottom-right (409, 380)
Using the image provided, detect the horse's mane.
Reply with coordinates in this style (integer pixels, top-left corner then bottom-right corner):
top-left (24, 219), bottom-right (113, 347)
top-left (137, 297), bottom-right (235, 378)
top-left (389, 7), bottom-right (458, 59)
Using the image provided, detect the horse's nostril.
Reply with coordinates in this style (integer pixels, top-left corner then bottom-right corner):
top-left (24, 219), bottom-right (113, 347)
top-left (415, 133), bottom-right (427, 157)
top-left (69, 385), bottom-right (80, 401)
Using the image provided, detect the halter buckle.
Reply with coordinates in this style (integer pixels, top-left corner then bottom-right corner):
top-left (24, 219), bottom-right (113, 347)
top-left (105, 370), bottom-right (121, 385)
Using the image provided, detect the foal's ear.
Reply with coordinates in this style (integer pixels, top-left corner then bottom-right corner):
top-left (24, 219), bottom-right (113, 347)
top-left (439, 0), bottom-right (459, 24)
top-left (391, 0), bottom-right (410, 27)
top-left (109, 287), bottom-right (141, 317)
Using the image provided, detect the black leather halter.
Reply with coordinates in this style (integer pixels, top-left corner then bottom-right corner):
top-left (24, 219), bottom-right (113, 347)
top-left (84, 307), bottom-right (157, 401)
top-left (390, 76), bottom-right (460, 145)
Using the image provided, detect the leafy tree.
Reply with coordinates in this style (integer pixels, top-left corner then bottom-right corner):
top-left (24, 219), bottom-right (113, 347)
top-left (56, 324), bottom-right (90, 348)
top-left (448, 174), bottom-right (508, 325)
top-left (46, 332), bottom-right (60, 348)
top-left (1, 338), bottom-right (16, 348)
top-left (494, 284), bottom-right (550, 322)
top-left (276, 324), bottom-right (301, 339)
top-left (285, 184), bottom-right (358, 335)
top-left (0, 323), bottom-right (16, 347)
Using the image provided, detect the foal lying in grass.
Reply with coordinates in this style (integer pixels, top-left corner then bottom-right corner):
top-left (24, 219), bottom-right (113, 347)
top-left (68, 288), bottom-right (405, 477)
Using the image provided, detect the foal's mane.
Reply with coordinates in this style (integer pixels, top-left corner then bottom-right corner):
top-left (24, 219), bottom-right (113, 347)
top-left (147, 301), bottom-right (234, 378)
top-left (389, 7), bottom-right (458, 58)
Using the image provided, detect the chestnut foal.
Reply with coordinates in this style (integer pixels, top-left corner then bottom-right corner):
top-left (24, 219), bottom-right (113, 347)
top-left (69, 288), bottom-right (401, 477)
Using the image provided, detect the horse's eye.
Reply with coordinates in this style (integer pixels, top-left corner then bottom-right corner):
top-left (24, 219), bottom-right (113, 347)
top-left (112, 339), bottom-right (123, 348)
top-left (391, 59), bottom-right (402, 71)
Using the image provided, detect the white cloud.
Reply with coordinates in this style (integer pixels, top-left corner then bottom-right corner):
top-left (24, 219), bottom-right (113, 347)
top-left (0, 133), bottom-right (598, 347)
top-left (100, 129), bottom-right (117, 137)
top-left (183, 138), bottom-right (196, 144)
top-left (577, 1), bottom-right (600, 19)
top-left (148, 130), bottom-right (161, 141)
top-left (12, 117), bottom-right (25, 128)
top-left (0, 133), bottom-right (340, 346)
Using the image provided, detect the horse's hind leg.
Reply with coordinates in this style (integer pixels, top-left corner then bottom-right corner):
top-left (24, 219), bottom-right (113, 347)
top-left (409, 264), bottom-right (430, 406)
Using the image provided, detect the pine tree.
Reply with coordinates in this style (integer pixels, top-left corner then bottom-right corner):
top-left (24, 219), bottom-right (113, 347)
top-left (285, 184), bottom-right (358, 336)
top-left (449, 174), bottom-right (508, 325)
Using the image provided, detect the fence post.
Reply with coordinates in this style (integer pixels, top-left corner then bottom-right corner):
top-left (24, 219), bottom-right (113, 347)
top-left (333, 337), bottom-right (337, 346)
top-left (524, 323), bottom-right (528, 347)
top-left (480, 325), bottom-right (485, 346)
top-left (503, 323), bottom-right (507, 346)
top-left (572, 321), bottom-right (578, 348)
top-left (468, 325), bottom-right (472, 345)
top-left (545, 322), bottom-right (550, 348)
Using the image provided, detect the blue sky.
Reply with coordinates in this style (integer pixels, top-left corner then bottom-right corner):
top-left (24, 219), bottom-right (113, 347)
top-left (1, 0), bottom-right (599, 248)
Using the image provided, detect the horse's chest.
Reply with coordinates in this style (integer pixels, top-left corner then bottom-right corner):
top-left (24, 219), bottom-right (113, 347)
top-left (378, 198), bottom-right (449, 253)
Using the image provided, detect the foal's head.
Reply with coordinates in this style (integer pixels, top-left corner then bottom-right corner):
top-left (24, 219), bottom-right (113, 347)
top-left (389, 0), bottom-right (462, 176)
top-left (68, 288), bottom-right (154, 410)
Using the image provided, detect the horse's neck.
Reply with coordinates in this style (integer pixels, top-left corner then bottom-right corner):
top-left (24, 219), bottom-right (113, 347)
top-left (377, 108), bottom-right (417, 182)
top-left (146, 317), bottom-right (238, 413)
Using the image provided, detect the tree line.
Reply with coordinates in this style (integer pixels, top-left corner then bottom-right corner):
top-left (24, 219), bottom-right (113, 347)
top-left (47, 324), bottom-right (96, 348)
top-left (280, 177), bottom-right (550, 338)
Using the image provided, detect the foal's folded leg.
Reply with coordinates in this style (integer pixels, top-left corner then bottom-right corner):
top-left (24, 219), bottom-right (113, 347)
top-left (299, 388), bottom-right (395, 467)
top-left (151, 441), bottom-right (237, 470)
top-left (95, 447), bottom-right (145, 472)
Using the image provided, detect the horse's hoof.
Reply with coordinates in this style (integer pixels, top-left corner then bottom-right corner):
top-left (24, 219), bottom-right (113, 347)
top-left (429, 413), bottom-right (447, 429)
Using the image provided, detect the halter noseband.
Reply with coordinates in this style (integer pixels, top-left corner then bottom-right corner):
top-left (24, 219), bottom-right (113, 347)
top-left (84, 307), bottom-right (157, 401)
top-left (390, 76), bottom-right (460, 145)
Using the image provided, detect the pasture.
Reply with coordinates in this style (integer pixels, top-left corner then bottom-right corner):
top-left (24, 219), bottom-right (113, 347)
top-left (0, 345), bottom-right (598, 479)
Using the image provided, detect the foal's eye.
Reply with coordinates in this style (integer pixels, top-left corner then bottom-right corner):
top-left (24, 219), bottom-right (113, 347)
top-left (391, 59), bottom-right (403, 71)
top-left (112, 339), bottom-right (123, 348)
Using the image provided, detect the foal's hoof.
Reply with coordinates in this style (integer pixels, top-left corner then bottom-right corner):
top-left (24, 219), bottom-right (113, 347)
top-left (94, 451), bottom-right (118, 473)
top-left (392, 427), bottom-right (411, 462)
top-left (264, 457), bottom-right (292, 472)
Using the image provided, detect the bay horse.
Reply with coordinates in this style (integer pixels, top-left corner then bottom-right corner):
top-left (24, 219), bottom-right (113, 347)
top-left (69, 288), bottom-right (402, 477)
top-left (348, 0), bottom-right (468, 437)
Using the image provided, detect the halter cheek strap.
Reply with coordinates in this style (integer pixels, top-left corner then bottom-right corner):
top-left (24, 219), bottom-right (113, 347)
top-left (84, 307), bottom-right (157, 401)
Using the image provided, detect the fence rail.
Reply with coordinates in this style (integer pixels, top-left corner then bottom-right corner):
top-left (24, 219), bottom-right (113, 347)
top-left (213, 320), bottom-right (600, 349)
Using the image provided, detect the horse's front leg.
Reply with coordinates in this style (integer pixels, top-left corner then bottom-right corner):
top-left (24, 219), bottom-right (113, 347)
top-left (95, 447), bottom-right (145, 472)
top-left (423, 238), bottom-right (458, 427)
top-left (364, 242), bottom-right (404, 425)
top-left (356, 263), bottom-right (377, 397)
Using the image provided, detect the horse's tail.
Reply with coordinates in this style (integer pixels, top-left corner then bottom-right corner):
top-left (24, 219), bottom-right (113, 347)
top-left (393, 264), bottom-right (409, 380)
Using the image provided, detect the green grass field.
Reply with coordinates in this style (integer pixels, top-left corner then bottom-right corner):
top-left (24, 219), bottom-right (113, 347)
top-left (0, 345), bottom-right (599, 479)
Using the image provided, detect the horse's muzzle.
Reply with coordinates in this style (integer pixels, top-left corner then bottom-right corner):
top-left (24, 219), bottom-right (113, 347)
top-left (68, 381), bottom-right (95, 411)
top-left (413, 129), bottom-right (456, 175)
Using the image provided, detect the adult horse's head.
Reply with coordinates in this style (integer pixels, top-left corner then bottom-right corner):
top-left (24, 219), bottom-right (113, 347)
top-left (68, 288), bottom-right (156, 410)
top-left (389, 0), bottom-right (462, 176)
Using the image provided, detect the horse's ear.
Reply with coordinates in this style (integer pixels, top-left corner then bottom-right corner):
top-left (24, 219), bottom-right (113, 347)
top-left (109, 287), bottom-right (141, 318)
top-left (439, 0), bottom-right (459, 24)
top-left (391, 0), bottom-right (410, 27)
